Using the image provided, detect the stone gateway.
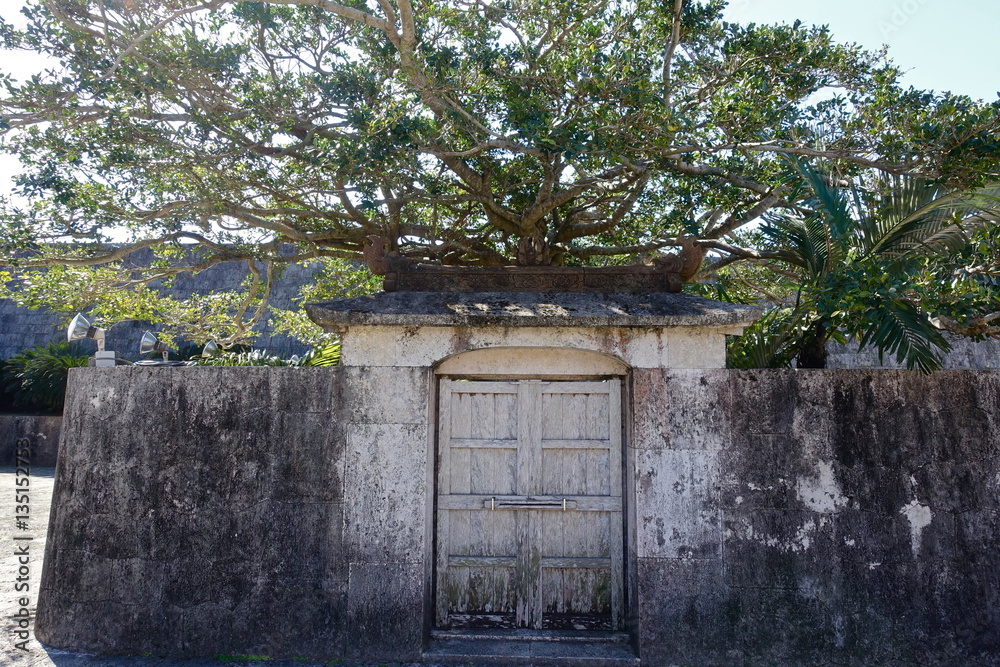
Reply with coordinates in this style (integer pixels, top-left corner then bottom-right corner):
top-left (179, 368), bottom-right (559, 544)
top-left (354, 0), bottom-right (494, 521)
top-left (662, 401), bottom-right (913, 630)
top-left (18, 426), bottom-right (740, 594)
top-left (35, 290), bottom-right (1000, 665)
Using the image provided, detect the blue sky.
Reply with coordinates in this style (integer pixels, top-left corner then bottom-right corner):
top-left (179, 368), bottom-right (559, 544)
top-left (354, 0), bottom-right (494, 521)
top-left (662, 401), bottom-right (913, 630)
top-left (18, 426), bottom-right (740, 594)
top-left (723, 0), bottom-right (1000, 101)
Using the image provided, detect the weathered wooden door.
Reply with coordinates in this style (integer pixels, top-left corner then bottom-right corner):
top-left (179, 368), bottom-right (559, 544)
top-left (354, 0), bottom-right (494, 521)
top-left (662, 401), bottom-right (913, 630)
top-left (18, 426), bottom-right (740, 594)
top-left (435, 378), bottom-right (623, 630)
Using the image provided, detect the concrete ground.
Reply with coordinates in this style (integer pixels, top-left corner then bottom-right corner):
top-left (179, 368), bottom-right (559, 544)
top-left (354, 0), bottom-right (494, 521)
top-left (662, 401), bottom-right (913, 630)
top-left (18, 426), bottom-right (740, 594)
top-left (0, 467), bottom-right (448, 667)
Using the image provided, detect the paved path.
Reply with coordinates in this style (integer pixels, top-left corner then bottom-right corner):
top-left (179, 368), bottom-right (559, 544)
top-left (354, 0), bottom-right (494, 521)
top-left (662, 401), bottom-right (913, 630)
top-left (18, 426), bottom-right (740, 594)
top-left (2, 465), bottom-right (53, 666)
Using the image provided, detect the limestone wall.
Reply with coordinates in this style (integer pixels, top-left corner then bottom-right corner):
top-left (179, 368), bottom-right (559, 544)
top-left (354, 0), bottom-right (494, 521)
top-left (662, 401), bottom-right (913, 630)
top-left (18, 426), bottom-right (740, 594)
top-left (1, 247), bottom-right (320, 361)
top-left (37, 367), bottom-right (355, 658)
top-left (37, 366), bottom-right (1000, 664)
top-left (633, 369), bottom-right (1000, 665)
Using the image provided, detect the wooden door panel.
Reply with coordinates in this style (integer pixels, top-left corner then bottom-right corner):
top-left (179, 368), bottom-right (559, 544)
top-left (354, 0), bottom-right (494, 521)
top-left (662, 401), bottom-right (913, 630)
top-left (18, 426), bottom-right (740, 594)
top-left (542, 567), bottom-right (612, 615)
top-left (469, 448), bottom-right (517, 495)
top-left (541, 449), bottom-right (612, 496)
top-left (437, 378), bottom-right (623, 631)
top-left (469, 508), bottom-right (517, 556)
top-left (447, 565), bottom-right (517, 609)
top-left (540, 511), bottom-right (613, 558)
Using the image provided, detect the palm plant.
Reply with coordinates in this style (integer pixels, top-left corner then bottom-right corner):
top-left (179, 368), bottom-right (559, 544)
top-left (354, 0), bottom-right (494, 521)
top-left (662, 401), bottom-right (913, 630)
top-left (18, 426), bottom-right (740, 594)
top-left (729, 163), bottom-right (1000, 372)
top-left (2, 341), bottom-right (91, 413)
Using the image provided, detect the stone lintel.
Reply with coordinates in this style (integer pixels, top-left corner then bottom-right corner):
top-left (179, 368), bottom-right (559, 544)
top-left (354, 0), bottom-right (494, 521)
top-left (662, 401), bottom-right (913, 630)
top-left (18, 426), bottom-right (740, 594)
top-left (306, 291), bottom-right (761, 331)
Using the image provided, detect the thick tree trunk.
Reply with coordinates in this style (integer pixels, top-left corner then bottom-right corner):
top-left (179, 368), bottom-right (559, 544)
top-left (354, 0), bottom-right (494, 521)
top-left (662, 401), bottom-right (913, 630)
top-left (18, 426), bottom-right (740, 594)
top-left (796, 320), bottom-right (828, 369)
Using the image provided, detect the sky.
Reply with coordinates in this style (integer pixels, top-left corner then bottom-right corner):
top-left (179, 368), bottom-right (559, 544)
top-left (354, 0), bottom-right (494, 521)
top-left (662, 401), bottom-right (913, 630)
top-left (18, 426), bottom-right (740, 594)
top-left (1, 0), bottom-right (998, 194)
top-left (723, 0), bottom-right (1000, 101)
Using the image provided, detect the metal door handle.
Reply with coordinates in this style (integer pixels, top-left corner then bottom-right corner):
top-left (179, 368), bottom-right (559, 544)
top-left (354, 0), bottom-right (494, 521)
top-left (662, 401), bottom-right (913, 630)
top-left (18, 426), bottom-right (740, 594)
top-left (484, 496), bottom-right (577, 510)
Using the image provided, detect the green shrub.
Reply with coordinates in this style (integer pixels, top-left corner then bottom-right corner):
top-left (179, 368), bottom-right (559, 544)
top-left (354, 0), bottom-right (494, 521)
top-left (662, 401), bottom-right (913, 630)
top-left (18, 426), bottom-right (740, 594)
top-left (197, 349), bottom-right (291, 367)
top-left (196, 341), bottom-right (340, 367)
top-left (2, 341), bottom-right (91, 413)
top-left (295, 340), bottom-right (341, 367)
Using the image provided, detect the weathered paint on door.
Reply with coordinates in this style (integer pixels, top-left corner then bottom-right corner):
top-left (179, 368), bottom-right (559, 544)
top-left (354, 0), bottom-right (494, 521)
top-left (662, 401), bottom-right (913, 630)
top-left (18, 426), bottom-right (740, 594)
top-left (435, 379), bottom-right (623, 630)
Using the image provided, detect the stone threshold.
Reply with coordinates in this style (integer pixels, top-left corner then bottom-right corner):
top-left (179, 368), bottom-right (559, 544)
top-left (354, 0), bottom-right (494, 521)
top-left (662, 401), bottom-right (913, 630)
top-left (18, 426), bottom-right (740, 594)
top-left (423, 628), bottom-right (639, 666)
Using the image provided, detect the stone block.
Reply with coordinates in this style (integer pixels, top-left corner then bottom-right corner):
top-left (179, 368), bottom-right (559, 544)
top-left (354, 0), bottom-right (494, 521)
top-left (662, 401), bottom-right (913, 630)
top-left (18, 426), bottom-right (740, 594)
top-left (342, 325), bottom-right (454, 367)
top-left (48, 599), bottom-right (185, 656)
top-left (636, 558), bottom-right (736, 666)
top-left (632, 369), bottom-right (730, 451)
top-left (436, 344), bottom-right (628, 376)
top-left (937, 555), bottom-right (1000, 658)
top-left (253, 500), bottom-right (347, 583)
top-left (229, 580), bottom-right (349, 659)
top-left (828, 371), bottom-right (938, 470)
top-left (39, 549), bottom-right (113, 604)
top-left (833, 510), bottom-right (912, 566)
top-left (612, 327), bottom-right (669, 369)
top-left (955, 509), bottom-right (1000, 564)
top-left (834, 463), bottom-right (913, 517)
top-left (162, 556), bottom-right (241, 610)
top-left (728, 370), bottom-right (800, 438)
top-left (665, 327), bottom-right (727, 369)
top-left (344, 423), bottom-right (428, 562)
top-left (464, 326), bottom-right (614, 364)
top-left (719, 434), bottom-right (815, 510)
top-left (269, 366), bottom-right (342, 414)
top-left (62, 367), bottom-right (129, 426)
top-left (346, 562), bottom-right (423, 661)
top-left (727, 587), bottom-right (895, 666)
top-left (181, 602), bottom-right (236, 656)
top-left (77, 512), bottom-right (145, 561)
top-left (131, 509), bottom-right (199, 563)
top-left (631, 368), bottom-right (668, 450)
top-left (343, 365), bottom-right (429, 424)
top-left (0, 415), bottom-right (62, 466)
top-left (268, 412), bottom-right (345, 502)
top-left (635, 449), bottom-right (721, 558)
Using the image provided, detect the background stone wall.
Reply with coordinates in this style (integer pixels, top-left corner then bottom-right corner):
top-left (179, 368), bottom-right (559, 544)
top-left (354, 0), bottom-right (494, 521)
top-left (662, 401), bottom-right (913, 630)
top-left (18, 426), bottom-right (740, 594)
top-left (37, 366), bottom-right (1000, 664)
top-left (826, 336), bottom-right (1000, 370)
top-left (0, 414), bottom-right (61, 465)
top-left (1, 249), bottom-right (321, 361)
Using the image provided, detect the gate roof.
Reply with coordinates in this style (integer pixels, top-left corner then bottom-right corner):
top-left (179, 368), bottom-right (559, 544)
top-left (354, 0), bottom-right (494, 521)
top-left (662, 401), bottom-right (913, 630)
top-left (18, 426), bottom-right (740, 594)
top-left (306, 291), bottom-right (760, 330)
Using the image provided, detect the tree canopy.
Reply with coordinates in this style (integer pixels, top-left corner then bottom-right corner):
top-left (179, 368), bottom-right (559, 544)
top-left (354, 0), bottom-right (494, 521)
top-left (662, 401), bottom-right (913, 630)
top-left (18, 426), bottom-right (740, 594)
top-left (1, 0), bottom-right (998, 351)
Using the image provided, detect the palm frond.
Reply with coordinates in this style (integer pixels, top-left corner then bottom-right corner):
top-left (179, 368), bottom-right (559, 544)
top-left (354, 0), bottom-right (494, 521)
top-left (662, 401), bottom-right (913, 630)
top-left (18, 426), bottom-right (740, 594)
top-left (874, 184), bottom-right (1000, 257)
top-left (760, 213), bottom-right (832, 278)
top-left (855, 299), bottom-right (950, 373)
top-left (855, 176), bottom-right (937, 255)
top-left (728, 306), bottom-right (815, 369)
top-left (800, 162), bottom-right (853, 243)
top-left (299, 340), bottom-right (341, 367)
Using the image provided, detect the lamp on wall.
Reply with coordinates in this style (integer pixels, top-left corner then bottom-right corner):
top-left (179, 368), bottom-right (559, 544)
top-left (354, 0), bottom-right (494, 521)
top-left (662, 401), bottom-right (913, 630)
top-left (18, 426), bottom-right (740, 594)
top-left (201, 339), bottom-right (221, 358)
top-left (139, 331), bottom-right (171, 362)
top-left (135, 331), bottom-right (193, 367)
top-left (67, 313), bottom-right (116, 367)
